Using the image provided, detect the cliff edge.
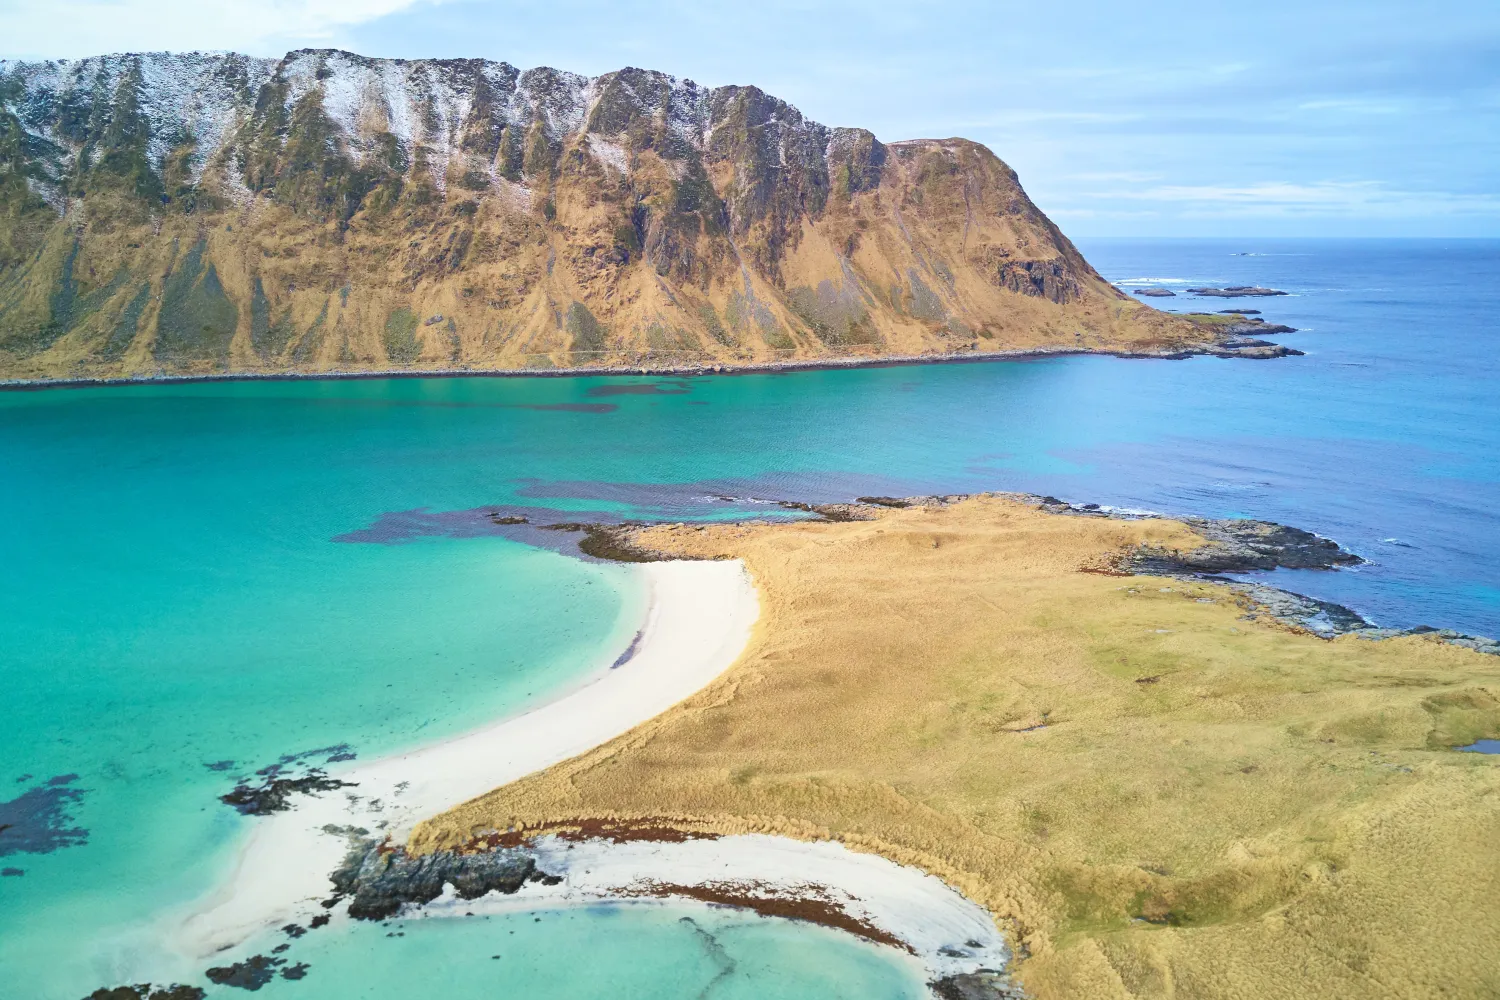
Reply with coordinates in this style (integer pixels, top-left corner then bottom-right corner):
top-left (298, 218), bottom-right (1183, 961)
top-left (0, 50), bottom-right (1212, 380)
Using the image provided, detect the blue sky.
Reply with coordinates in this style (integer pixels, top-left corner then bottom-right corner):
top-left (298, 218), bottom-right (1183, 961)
top-left (3, 0), bottom-right (1496, 236)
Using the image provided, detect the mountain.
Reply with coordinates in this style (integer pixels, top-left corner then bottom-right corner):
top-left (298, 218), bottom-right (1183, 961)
top-left (0, 49), bottom-right (1210, 380)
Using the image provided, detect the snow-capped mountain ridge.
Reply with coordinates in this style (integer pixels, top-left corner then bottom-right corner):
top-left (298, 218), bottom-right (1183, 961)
top-left (0, 48), bottom-right (1206, 381)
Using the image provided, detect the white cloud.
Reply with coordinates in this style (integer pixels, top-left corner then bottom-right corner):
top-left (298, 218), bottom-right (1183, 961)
top-left (1065, 171), bottom-right (1166, 184)
top-left (0, 0), bottom-right (436, 59)
top-left (1296, 98), bottom-right (1405, 114)
top-left (1074, 180), bottom-right (1500, 218)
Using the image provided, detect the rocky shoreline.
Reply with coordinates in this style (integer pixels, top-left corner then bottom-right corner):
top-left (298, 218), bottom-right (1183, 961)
top-left (446, 490), bottom-right (1498, 654)
top-left (148, 824), bottom-right (1024, 999)
top-left (0, 332), bottom-right (1300, 395)
top-left (461, 491), bottom-right (1500, 658)
top-left (538, 490), bottom-right (1495, 654)
top-left (1029, 495), bottom-right (1498, 651)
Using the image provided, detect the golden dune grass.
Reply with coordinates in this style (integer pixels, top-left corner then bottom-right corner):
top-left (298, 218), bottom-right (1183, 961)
top-left (414, 496), bottom-right (1500, 999)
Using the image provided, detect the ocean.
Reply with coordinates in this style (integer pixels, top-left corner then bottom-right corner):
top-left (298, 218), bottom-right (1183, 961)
top-left (1, 237), bottom-right (1495, 997)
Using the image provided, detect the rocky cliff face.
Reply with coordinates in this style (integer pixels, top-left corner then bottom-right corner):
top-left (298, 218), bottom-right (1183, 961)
top-left (0, 50), bottom-right (1205, 379)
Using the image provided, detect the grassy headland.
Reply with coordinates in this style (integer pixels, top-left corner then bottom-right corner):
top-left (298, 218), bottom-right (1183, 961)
top-left (415, 496), bottom-right (1500, 999)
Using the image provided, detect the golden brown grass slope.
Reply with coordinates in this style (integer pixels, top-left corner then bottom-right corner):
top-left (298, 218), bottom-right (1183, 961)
top-left (0, 55), bottom-right (1212, 380)
top-left (415, 496), bottom-right (1500, 1000)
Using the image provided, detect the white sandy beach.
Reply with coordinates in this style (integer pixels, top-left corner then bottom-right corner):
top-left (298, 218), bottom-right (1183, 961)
top-left (171, 558), bottom-right (758, 957)
top-left (416, 833), bottom-right (1012, 983)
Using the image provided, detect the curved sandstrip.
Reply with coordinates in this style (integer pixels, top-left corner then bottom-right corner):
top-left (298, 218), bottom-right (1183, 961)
top-left (416, 833), bottom-right (1012, 984)
top-left (171, 559), bottom-right (759, 958)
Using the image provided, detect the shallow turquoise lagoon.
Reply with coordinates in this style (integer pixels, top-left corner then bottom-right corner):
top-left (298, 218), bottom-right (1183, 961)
top-left (0, 382), bottom-right (648, 996)
top-left (247, 903), bottom-right (928, 1000)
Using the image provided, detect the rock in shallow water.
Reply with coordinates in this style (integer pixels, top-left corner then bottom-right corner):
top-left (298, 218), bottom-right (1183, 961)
top-left (219, 769), bottom-right (354, 816)
top-left (83, 986), bottom-right (205, 1000)
top-left (1186, 286), bottom-right (1288, 297)
top-left (203, 953), bottom-right (315, 991)
top-left (328, 838), bottom-right (538, 920)
top-left (929, 971), bottom-right (1029, 999)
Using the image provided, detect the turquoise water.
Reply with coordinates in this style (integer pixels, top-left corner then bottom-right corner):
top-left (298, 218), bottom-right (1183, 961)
top-left (246, 903), bottom-right (927, 1000)
top-left (2, 238), bottom-right (1497, 998)
top-left (0, 382), bottom-right (648, 997)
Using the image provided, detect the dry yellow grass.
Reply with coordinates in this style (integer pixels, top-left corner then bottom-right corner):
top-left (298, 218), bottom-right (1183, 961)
top-left (415, 496), bottom-right (1500, 999)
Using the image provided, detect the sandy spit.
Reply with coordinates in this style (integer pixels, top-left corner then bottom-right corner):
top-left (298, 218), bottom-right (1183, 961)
top-left (415, 833), bottom-right (1011, 983)
top-left (169, 559), bottom-right (758, 958)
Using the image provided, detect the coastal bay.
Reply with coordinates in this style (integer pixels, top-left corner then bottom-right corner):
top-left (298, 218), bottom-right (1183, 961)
top-left (4, 238), bottom-right (1497, 999)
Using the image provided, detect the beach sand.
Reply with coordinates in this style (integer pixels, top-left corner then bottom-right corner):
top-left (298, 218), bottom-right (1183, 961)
top-left (169, 559), bottom-right (758, 958)
top-left (411, 833), bottom-right (1012, 985)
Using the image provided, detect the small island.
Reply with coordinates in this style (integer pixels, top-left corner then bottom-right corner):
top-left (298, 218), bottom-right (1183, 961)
top-left (1185, 286), bottom-right (1289, 297)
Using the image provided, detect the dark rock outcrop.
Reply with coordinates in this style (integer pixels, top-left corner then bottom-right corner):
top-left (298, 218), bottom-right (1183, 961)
top-left (219, 745), bottom-right (359, 815)
top-left (1225, 322), bottom-right (1296, 336)
top-left (205, 955), bottom-right (292, 991)
top-left (83, 987), bottom-right (205, 1000)
top-left (328, 837), bottom-right (539, 920)
top-left (1226, 582), bottom-right (1376, 637)
top-left (1204, 316), bottom-right (1301, 357)
top-left (220, 769), bottom-right (354, 816)
top-left (1028, 492), bottom-right (1499, 649)
top-left (1129, 518), bottom-right (1363, 575)
top-left (930, 971), bottom-right (1030, 999)
top-left (1209, 342), bottom-right (1304, 359)
top-left (1186, 286), bottom-right (1288, 297)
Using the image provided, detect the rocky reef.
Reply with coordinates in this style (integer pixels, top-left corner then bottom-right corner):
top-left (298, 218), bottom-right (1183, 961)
top-left (218, 745), bottom-right (358, 815)
top-left (83, 987), bottom-right (205, 1000)
top-left (219, 770), bottom-right (353, 816)
top-left (1029, 494), bottom-right (1498, 650)
top-left (1186, 286), bottom-right (1288, 297)
top-left (0, 773), bottom-right (88, 862)
top-left (1126, 517), bottom-right (1364, 574)
top-left (0, 50), bottom-right (1213, 381)
top-left (930, 971), bottom-right (1030, 1000)
top-left (327, 834), bottom-right (542, 920)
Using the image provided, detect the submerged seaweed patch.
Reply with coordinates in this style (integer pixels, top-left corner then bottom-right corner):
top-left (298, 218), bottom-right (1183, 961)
top-left (332, 471), bottom-right (919, 548)
top-left (83, 984), bottom-right (206, 1000)
top-left (205, 954), bottom-right (288, 990)
top-left (0, 774), bottom-right (88, 857)
top-left (220, 771), bottom-right (353, 816)
top-left (516, 403), bottom-right (619, 413)
top-left (220, 745), bottom-right (358, 816)
top-left (585, 380), bottom-right (692, 397)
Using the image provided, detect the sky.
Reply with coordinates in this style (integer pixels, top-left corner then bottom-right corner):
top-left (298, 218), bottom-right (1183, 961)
top-left (1, 0), bottom-right (1496, 237)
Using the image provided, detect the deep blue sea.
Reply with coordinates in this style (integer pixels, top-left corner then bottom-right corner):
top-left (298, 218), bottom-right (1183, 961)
top-left (1, 238), bottom-right (1495, 998)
